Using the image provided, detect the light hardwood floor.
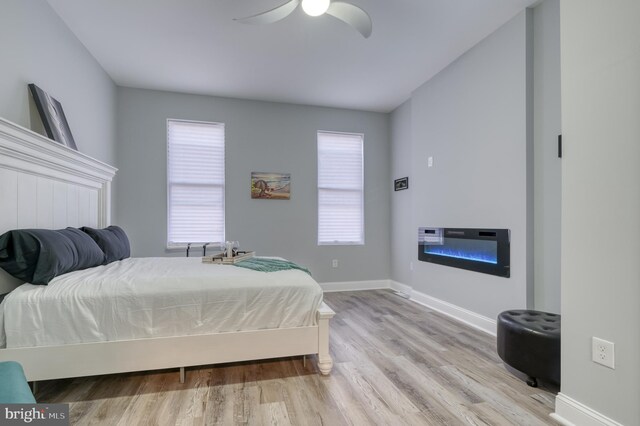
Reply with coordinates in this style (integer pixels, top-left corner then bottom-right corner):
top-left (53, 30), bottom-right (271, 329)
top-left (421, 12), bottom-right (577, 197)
top-left (37, 290), bottom-right (558, 425)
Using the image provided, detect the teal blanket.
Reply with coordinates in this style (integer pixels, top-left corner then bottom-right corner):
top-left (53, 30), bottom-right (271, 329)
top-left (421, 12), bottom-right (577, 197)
top-left (234, 258), bottom-right (311, 276)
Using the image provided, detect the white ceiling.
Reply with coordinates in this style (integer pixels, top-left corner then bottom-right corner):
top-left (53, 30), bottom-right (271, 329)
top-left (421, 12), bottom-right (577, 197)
top-left (46, 0), bottom-right (537, 113)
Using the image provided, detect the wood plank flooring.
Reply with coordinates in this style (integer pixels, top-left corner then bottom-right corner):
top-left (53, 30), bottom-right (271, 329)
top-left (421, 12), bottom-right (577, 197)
top-left (37, 290), bottom-right (558, 425)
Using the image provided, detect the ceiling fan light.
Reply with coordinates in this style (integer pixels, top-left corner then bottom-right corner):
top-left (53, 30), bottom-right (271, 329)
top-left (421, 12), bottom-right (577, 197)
top-left (301, 0), bottom-right (330, 17)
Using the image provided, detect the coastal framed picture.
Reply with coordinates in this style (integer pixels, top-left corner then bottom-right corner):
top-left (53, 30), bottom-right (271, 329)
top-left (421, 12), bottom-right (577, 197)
top-left (251, 172), bottom-right (291, 200)
top-left (394, 177), bottom-right (409, 191)
top-left (28, 83), bottom-right (78, 151)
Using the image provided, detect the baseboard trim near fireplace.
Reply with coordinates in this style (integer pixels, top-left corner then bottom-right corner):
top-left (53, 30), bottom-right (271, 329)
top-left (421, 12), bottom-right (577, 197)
top-left (320, 280), bottom-right (391, 293)
top-left (390, 281), bottom-right (497, 336)
top-left (551, 393), bottom-right (623, 426)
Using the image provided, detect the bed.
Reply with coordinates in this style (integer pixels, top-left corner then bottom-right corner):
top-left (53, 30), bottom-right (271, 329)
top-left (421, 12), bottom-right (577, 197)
top-left (0, 117), bottom-right (334, 382)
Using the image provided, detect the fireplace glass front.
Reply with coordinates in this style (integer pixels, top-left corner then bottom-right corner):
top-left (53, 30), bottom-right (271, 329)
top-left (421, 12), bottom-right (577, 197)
top-left (418, 228), bottom-right (510, 277)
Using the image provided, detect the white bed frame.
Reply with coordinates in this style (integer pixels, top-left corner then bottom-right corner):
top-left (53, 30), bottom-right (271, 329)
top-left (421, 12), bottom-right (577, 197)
top-left (0, 117), bottom-right (335, 382)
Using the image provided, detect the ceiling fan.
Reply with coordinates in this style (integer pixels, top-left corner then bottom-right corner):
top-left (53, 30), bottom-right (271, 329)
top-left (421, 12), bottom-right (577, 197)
top-left (234, 0), bottom-right (372, 39)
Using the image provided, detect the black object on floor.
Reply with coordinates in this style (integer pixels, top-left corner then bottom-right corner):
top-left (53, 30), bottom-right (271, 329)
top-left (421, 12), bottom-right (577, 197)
top-left (497, 309), bottom-right (561, 387)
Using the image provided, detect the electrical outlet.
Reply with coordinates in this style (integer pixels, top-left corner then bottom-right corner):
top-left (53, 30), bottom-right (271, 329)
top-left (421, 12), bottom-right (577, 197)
top-left (332, 259), bottom-right (338, 268)
top-left (592, 337), bottom-right (615, 369)
top-left (428, 156), bottom-right (434, 168)
top-left (409, 261), bottom-right (414, 271)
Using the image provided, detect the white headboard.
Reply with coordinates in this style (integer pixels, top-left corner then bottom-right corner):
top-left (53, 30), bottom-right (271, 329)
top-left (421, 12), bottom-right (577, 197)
top-left (0, 117), bottom-right (117, 293)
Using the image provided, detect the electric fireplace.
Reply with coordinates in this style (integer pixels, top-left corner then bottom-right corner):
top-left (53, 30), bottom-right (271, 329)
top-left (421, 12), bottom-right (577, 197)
top-left (418, 227), bottom-right (510, 277)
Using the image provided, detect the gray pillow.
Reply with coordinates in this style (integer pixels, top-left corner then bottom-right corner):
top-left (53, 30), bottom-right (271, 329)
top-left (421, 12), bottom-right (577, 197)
top-left (81, 226), bottom-right (130, 264)
top-left (58, 227), bottom-right (106, 269)
top-left (0, 228), bottom-right (105, 285)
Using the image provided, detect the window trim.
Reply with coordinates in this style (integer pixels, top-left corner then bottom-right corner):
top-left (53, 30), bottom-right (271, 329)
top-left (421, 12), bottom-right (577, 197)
top-left (317, 130), bottom-right (365, 246)
top-left (166, 118), bottom-right (226, 249)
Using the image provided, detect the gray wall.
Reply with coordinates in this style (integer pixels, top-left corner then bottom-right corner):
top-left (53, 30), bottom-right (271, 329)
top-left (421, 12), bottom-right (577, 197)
top-left (0, 0), bottom-right (117, 167)
top-left (559, 0), bottom-right (640, 424)
top-left (390, 100), bottom-right (413, 286)
top-left (533, 0), bottom-right (561, 314)
top-left (116, 88), bottom-right (390, 283)
top-left (390, 11), bottom-right (533, 320)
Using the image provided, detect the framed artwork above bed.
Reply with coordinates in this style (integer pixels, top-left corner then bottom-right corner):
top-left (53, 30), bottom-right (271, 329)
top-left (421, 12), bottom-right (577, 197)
top-left (28, 83), bottom-right (78, 151)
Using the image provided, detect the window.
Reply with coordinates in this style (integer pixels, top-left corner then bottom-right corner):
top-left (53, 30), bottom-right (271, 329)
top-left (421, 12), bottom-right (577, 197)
top-left (317, 131), bottom-right (364, 245)
top-left (167, 119), bottom-right (225, 247)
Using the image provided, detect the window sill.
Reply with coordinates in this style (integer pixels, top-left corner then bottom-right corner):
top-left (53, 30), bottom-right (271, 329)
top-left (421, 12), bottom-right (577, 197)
top-left (318, 242), bottom-right (365, 246)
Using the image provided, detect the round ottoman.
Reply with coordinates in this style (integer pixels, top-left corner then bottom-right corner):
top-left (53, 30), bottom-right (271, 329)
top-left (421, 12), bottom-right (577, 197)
top-left (497, 310), bottom-right (560, 387)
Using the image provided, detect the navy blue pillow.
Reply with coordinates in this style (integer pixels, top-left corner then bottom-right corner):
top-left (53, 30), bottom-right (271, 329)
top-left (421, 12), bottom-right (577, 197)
top-left (0, 228), bottom-right (105, 285)
top-left (81, 226), bottom-right (130, 264)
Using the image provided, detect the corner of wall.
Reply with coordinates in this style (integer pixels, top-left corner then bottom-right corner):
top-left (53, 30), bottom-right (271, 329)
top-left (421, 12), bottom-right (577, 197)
top-left (525, 7), bottom-right (535, 309)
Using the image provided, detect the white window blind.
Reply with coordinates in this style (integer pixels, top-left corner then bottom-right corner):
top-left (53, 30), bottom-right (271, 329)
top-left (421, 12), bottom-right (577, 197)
top-left (317, 131), bottom-right (364, 245)
top-left (167, 119), bottom-right (225, 247)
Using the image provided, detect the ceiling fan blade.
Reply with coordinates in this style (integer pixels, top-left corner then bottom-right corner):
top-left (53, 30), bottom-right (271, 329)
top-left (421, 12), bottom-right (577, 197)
top-left (326, 1), bottom-right (372, 38)
top-left (234, 0), bottom-right (300, 25)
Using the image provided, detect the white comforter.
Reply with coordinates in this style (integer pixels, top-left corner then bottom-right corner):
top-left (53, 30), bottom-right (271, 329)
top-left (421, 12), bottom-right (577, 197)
top-left (0, 257), bottom-right (323, 348)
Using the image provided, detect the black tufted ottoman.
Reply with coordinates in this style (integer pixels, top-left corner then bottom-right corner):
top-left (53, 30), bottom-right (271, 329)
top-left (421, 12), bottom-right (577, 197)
top-left (497, 310), bottom-right (560, 387)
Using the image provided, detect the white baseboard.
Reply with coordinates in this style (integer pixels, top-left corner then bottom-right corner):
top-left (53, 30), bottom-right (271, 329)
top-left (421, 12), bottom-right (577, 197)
top-left (410, 289), bottom-right (497, 336)
top-left (390, 281), bottom-right (497, 336)
top-left (320, 279), bottom-right (391, 293)
top-left (551, 393), bottom-right (623, 426)
top-left (389, 280), bottom-right (412, 296)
